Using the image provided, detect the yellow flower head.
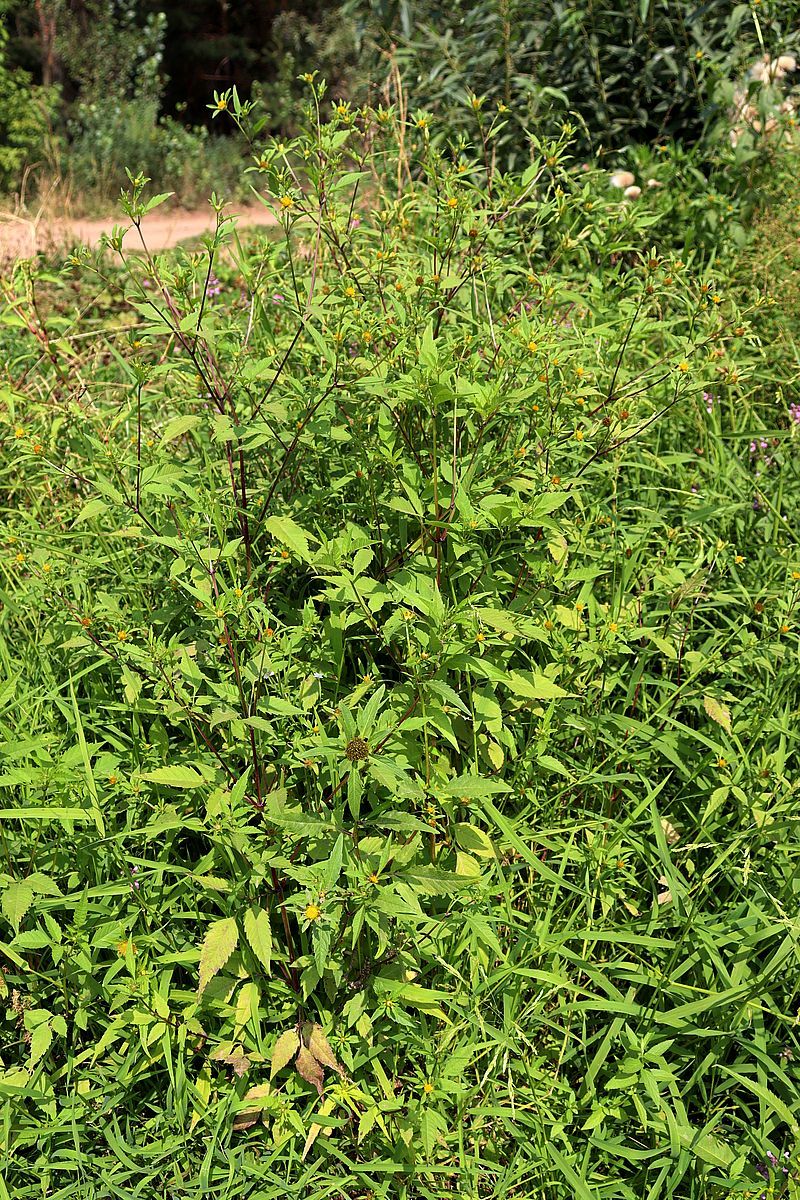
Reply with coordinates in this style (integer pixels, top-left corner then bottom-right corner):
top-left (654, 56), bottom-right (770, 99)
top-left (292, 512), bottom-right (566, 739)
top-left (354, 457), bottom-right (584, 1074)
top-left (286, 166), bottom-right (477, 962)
top-left (678, 361), bottom-right (689, 373)
top-left (279, 195), bottom-right (294, 210)
top-left (304, 903), bottom-right (321, 922)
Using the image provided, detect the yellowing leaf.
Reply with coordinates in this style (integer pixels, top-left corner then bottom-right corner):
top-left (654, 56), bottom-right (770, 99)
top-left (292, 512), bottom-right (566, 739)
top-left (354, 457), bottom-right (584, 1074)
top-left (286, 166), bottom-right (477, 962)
top-left (506, 670), bottom-right (569, 700)
top-left (142, 765), bottom-right (208, 788)
top-left (455, 851), bottom-right (482, 877)
top-left (270, 1029), bottom-right (300, 1078)
top-left (264, 515), bottom-right (312, 561)
top-left (703, 695), bottom-right (732, 735)
top-left (2, 881), bottom-right (34, 932)
top-left (198, 917), bottom-right (238, 994)
top-left (455, 823), bottom-right (495, 858)
top-left (243, 906), bottom-right (272, 976)
top-left (302, 1097), bottom-right (336, 1160)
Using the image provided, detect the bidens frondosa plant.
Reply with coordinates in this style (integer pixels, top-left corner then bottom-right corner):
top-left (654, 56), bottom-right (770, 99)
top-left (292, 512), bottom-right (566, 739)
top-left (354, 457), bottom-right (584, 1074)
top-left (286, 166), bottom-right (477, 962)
top-left (1, 79), bottom-right (797, 1199)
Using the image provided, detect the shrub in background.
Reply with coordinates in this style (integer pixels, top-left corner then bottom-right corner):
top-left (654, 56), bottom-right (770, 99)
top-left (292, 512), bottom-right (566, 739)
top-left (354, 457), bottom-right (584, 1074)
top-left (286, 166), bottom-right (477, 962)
top-left (343, 0), bottom-right (800, 165)
top-left (0, 20), bottom-right (56, 195)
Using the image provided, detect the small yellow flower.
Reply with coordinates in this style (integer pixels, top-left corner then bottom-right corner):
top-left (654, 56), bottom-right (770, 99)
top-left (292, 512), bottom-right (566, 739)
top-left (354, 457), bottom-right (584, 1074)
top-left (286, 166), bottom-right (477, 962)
top-left (216, 97), bottom-right (227, 112)
top-left (527, 340), bottom-right (538, 353)
top-left (32, 442), bottom-right (42, 454)
top-left (544, 619), bottom-right (554, 631)
top-left (781, 623), bottom-right (790, 634)
top-left (677, 361), bottom-right (689, 373)
top-left (575, 429), bottom-right (585, 441)
top-left (304, 903), bottom-right (321, 922)
top-left (108, 774), bottom-right (118, 785)
top-left (336, 103), bottom-right (348, 116)
top-left (234, 587), bottom-right (242, 597)
top-left (475, 632), bottom-right (485, 643)
top-left (423, 1081), bottom-right (434, 1094)
top-left (734, 554), bottom-right (744, 564)
top-left (608, 621), bottom-right (618, 633)
top-left (446, 196), bottom-right (458, 209)
top-left (116, 939), bottom-right (137, 956)
top-left (791, 571), bottom-right (800, 580)
top-left (345, 286), bottom-right (355, 298)
top-left (14, 426), bottom-right (25, 439)
top-left (576, 366), bottom-right (585, 378)
top-left (42, 562), bottom-right (51, 573)
top-left (362, 330), bottom-right (372, 343)
top-left (15, 552), bottom-right (25, 564)
top-left (716, 756), bottom-right (728, 769)
top-left (712, 295), bottom-right (721, 304)
top-left (368, 872), bottom-right (379, 885)
top-left (117, 630), bottom-right (128, 642)
top-left (551, 475), bottom-right (561, 486)
top-left (279, 195), bottom-right (294, 210)
top-left (416, 116), bottom-right (429, 130)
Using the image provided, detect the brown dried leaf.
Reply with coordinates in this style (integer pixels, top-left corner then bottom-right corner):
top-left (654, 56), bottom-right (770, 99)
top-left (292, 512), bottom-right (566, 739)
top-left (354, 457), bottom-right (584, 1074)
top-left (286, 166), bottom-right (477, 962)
top-left (656, 874), bottom-right (673, 905)
top-left (232, 1083), bottom-right (270, 1131)
top-left (210, 1047), bottom-right (251, 1077)
top-left (295, 1045), bottom-right (324, 1096)
top-left (660, 817), bottom-right (680, 846)
top-left (302, 1022), bottom-right (343, 1075)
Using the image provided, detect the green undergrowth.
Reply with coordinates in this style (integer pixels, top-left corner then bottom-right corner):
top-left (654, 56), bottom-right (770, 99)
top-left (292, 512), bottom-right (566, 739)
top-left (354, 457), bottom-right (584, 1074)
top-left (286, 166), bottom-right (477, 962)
top-left (0, 88), bottom-right (798, 1200)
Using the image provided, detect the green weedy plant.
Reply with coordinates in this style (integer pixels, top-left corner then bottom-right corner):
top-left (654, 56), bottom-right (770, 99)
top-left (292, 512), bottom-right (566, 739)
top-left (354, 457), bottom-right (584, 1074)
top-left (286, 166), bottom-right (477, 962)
top-left (0, 82), bottom-right (799, 1199)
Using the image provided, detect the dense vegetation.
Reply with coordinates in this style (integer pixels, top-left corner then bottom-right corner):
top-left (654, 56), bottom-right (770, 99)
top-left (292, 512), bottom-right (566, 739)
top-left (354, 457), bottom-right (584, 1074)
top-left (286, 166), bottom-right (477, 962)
top-left (1, 5), bottom-right (800, 1200)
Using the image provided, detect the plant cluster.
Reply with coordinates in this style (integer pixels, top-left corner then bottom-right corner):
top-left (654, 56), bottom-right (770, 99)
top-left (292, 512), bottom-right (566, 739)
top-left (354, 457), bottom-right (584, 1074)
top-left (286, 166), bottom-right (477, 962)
top-left (0, 85), bottom-right (798, 1199)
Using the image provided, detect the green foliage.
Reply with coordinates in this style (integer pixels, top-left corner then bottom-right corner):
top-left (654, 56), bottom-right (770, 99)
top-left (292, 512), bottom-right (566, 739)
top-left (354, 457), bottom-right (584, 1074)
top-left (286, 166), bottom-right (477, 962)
top-left (0, 86), bottom-right (799, 1198)
top-left (0, 20), bottom-right (56, 193)
top-left (345, 0), bottom-right (800, 163)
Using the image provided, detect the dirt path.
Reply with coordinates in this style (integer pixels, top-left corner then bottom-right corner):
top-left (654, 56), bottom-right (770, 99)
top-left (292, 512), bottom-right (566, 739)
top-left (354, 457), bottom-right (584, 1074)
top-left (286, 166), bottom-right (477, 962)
top-left (0, 203), bottom-right (278, 260)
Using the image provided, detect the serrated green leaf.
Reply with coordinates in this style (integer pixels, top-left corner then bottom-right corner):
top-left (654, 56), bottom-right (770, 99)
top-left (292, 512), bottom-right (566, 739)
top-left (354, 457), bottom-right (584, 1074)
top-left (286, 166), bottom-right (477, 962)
top-left (198, 917), bottom-right (238, 994)
top-left (243, 907), bottom-right (272, 976)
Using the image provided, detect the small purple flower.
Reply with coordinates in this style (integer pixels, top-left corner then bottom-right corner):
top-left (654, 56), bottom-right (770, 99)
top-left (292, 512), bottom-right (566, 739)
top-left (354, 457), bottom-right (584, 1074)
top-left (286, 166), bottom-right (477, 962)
top-left (129, 865), bottom-right (140, 892)
top-left (790, 402), bottom-right (800, 424)
top-left (206, 274), bottom-right (222, 298)
top-left (753, 496), bottom-right (761, 510)
top-left (703, 390), bottom-right (714, 413)
top-left (272, 293), bottom-right (284, 305)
